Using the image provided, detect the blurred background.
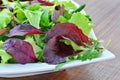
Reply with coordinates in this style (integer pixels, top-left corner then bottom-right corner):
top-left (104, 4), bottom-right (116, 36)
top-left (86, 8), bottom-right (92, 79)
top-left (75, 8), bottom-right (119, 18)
top-left (74, 0), bottom-right (120, 80)
top-left (75, 0), bottom-right (120, 41)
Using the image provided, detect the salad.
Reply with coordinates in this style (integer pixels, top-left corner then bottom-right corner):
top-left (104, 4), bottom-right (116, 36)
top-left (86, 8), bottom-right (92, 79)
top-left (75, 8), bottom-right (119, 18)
top-left (0, 0), bottom-right (104, 70)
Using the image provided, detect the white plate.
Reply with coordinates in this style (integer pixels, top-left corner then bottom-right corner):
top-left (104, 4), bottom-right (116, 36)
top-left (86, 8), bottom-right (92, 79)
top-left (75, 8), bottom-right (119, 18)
top-left (0, 1), bottom-right (115, 78)
top-left (0, 30), bottom-right (115, 78)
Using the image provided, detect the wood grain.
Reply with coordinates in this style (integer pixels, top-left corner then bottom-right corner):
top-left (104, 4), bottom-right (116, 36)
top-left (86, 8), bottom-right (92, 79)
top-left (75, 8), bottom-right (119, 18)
top-left (1, 0), bottom-right (120, 80)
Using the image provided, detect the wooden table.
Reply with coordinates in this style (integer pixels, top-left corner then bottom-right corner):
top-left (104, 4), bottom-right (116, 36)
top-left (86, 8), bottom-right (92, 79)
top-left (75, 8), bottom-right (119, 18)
top-left (1, 0), bottom-right (120, 80)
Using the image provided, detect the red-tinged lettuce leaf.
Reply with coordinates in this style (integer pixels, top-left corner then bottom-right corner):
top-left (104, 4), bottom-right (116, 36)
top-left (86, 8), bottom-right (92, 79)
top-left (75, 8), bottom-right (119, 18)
top-left (38, 0), bottom-right (54, 6)
top-left (4, 0), bottom-right (54, 6)
top-left (3, 38), bottom-right (38, 64)
top-left (6, 24), bottom-right (44, 37)
top-left (45, 23), bottom-right (92, 46)
top-left (43, 36), bottom-right (75, 64)
top-left (0, 6), bottom-right (13, 12)
top-left (8, 0), bottom-right (32, 1)
top-left (36, 0), bottom-right (54, 6)
top-left (0, 27), bottom-right (10, 35)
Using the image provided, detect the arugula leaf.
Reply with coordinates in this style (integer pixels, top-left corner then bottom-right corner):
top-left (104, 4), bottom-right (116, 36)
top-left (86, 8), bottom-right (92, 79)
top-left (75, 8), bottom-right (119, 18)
top-left (0, 9), bottom-right (12, 29)
top-left (69, 12), bottom-right (93, 35)
top-left (66, 38), bottom-right (103, 61)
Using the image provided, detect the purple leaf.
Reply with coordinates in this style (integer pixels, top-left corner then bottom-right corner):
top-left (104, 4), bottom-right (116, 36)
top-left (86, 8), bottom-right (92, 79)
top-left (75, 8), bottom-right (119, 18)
top-left (43, 36), bottom-right (75, 64)
top-left (7, 24), bottom-right (44, 37)
top-left (45, 23), bottom-right (92, 46)
top-left (3, 38), bottom-right (38, 64)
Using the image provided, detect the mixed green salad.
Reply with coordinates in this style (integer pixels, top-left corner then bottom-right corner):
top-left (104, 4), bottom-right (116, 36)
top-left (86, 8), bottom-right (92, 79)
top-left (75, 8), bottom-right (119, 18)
top-left (0, 0), bottom-right (104, 70)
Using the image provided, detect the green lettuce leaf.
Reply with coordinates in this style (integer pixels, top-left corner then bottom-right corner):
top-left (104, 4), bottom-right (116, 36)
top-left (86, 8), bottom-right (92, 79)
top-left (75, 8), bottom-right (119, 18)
top-left (0, 9), bottom-right (12, 29)
top-left (69, 12), bottom-right (93, 35)
top-left (28, 3), bottom-right (40, 11)
top-left (2, 0), bottom-right (18, 8)
top-left (0, 49), bottom-right (12, 64)
top-left (57, 10), bottom-right (72, 23)
top-left (25, 36), bottom-right (43, 61)
top-left (14, 3), bottom-right (41, 24)
top-left (40, 8), bottom-right (50, 27)
top-left (24, 10), bottom-right (43, 29)
top-left (64, 10), bottom-right (72, 20)
top-left (2, 0), bottom-right (29, 8)
top-left (60, 39), bottom-right (84, 51)
top-left (57, 16), bottom-right (67, 23)
top-left (14, 6), bottom-right (27, 24)
top-left (54, 0), bottom-right (77, 10)
top-left (0, 41), bottom-right (3, 48)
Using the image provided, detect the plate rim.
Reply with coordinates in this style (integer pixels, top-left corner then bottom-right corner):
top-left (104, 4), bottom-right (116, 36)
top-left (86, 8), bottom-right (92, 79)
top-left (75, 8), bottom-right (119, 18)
top-left (0, 30), bottom-right (115, 75)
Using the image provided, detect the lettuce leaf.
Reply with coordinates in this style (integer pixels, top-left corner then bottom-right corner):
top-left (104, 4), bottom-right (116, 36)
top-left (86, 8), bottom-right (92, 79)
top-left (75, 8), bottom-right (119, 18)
top-left (28, 3), bottom-right (40, 11)
top-left (69, 12), bottom-right (93, 35)
top-left (2, 0), bottom-right (29, 8)
top-left (25, 36), bottom-right (43, 61)
top-left (24, 10), bottom-right (43, 29)
top-left (57, 16), bottom-right (67, 23)
top-left (0, 49), bottom-right (12, 64)
top-left (0, 41), bottom-right (3, 48)
top-left (54, 0), bottom-right (77, 10)
top-left (40, 8), bottom-right (50, 27)
top-left (14, 6), bottom-right (27, 24)
top-left (0, 9), bottom-right (12, 29)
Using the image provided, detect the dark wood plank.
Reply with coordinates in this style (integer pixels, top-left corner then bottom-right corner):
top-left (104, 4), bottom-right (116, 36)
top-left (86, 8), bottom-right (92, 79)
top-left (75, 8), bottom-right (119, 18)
top-left (1, 0), bottom-right (120, 80)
